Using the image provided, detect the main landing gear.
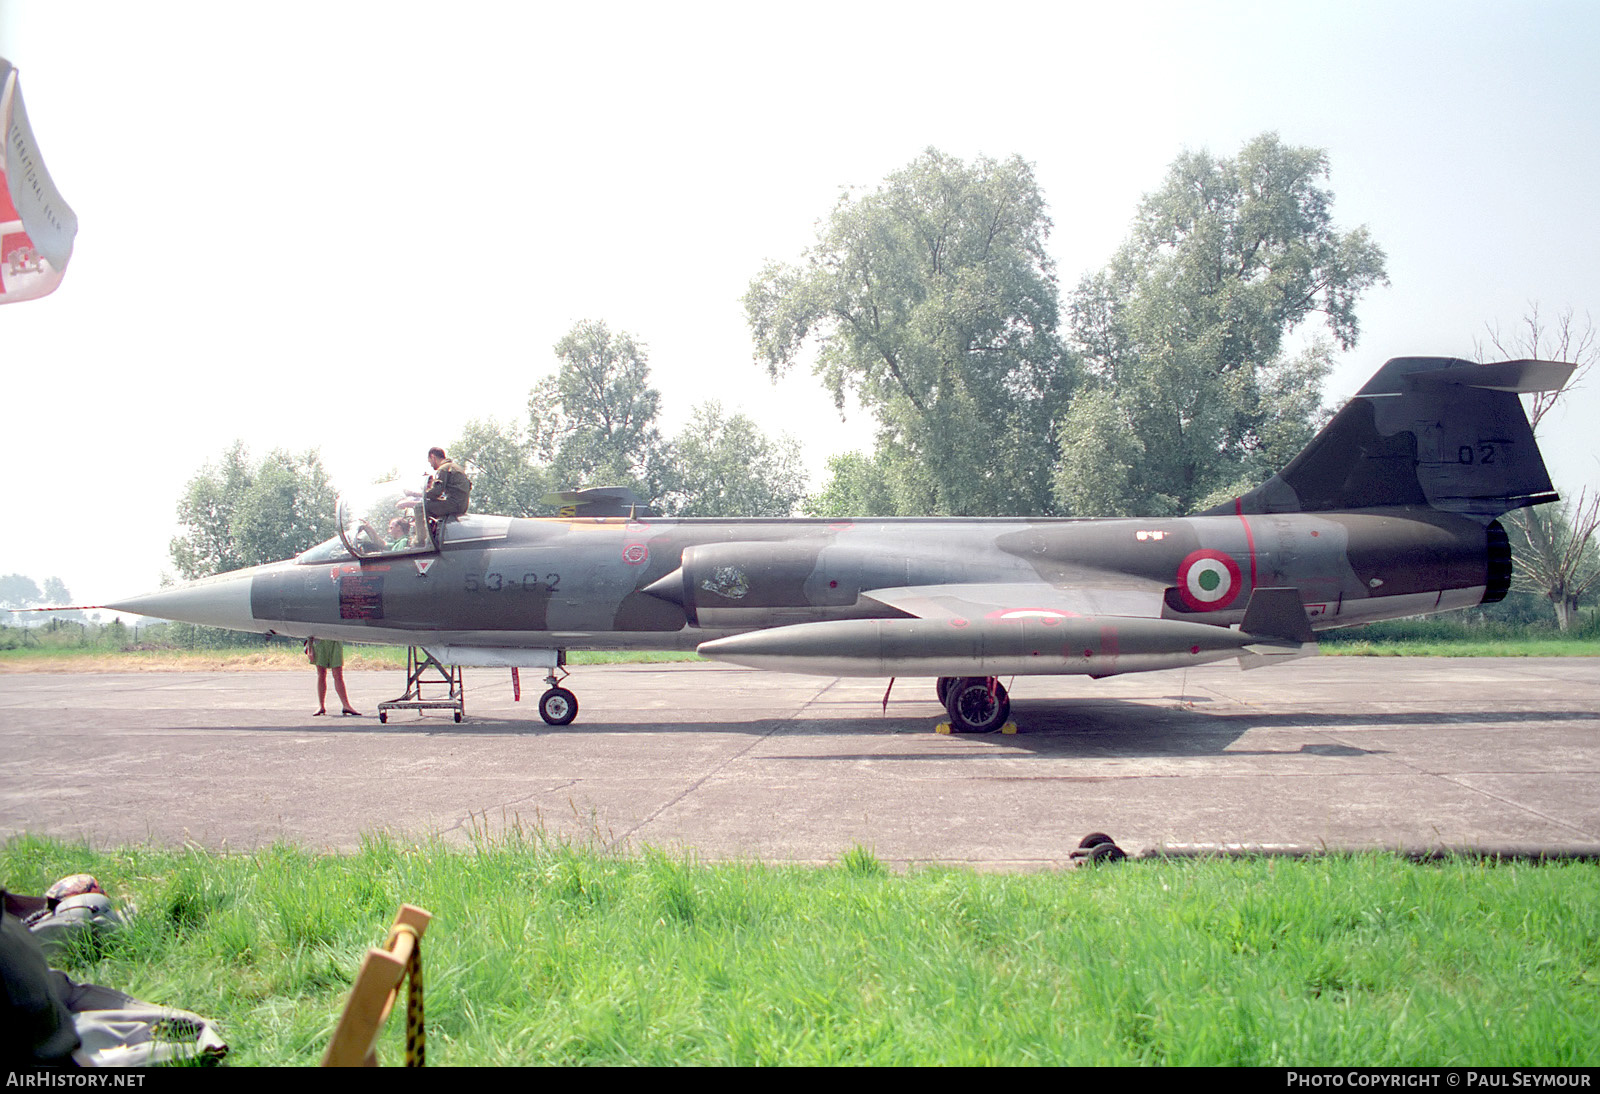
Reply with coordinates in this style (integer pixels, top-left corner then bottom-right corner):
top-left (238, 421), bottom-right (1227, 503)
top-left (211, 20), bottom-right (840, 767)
top-left (936, 676), bottom-right (1010, 733)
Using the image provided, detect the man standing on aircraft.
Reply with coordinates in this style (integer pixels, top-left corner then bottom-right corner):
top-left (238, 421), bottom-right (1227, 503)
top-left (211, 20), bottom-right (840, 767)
top-left (422, 447), bottom-right (471, 519)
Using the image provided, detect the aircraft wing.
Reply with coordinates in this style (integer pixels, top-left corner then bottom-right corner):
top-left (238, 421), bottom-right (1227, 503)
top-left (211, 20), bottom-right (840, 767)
top-left (697, 578), bottom-right (1281, 678)
top-left (860, 582), bottom-right (1166, 623)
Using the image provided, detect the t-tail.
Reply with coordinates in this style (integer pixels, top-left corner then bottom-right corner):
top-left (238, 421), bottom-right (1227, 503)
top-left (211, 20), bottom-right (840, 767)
top-left (1219, 357), bottom-right (1573, 520)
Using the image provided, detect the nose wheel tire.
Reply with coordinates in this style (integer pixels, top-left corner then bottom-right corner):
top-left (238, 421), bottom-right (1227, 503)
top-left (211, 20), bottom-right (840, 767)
top-left (944, 677), bottom-right (1009, 732)
top-left (539, 687), bottom-right (579, 726)
top-left (1070, 832), bottom-right (1127, 865)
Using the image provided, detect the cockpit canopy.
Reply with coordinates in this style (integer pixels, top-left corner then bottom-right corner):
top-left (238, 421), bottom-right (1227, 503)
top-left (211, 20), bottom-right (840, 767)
top-left (295, 479), bottom-right (514, 564)
top-left (336, 478), bottom-right (434, 559)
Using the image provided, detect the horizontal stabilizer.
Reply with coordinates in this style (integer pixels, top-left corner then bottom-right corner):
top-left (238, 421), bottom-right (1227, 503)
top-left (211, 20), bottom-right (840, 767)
top-left (1391, 359), bottom-right (1574, 395)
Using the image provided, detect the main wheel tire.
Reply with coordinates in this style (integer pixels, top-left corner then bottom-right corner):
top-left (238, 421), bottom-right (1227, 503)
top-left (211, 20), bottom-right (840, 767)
top-left (944, 677), bottom-right (1010, 733)
top-left (1084, 841), bottom-right (1126, 864)
top-left (935, 676), bottom-right (956, 705)
top-left (378, 711), bottom-right (388, 724)
top-left (539, 687), bottom-right (578, 726)
top-left (1078, 832), bottom-right (1115, 849)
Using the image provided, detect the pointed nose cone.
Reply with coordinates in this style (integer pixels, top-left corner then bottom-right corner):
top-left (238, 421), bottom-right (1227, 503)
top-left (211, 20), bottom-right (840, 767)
top-left (107, 567), bottom-right (265, 631)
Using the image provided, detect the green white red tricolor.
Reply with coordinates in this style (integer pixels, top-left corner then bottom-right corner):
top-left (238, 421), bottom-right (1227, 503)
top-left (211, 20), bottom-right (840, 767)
top-left (1177, 549), bottom-right (1243, 611)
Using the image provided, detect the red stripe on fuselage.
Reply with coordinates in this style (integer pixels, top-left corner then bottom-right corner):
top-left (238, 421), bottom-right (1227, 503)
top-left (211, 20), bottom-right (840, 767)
top-left (1234, 497), bottom-right (1258, 588)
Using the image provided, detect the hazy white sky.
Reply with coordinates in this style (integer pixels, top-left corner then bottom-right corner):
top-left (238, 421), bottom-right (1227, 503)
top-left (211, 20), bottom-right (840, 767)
top-left (3, 0), bottom-right (1598, 604)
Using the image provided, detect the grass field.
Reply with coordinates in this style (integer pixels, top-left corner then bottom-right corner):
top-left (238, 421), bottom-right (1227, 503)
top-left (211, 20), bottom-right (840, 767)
top-left (2, 628), bottom-right (1596, 672)
top-left (5, 834), bottom-right (1596, 1066)
top-left (0, 645), bottom-right (704, 672)
top-left (3, 609), bottom-right (1596, 671)
top-left (1316, 616), bottom-right (1600, 657)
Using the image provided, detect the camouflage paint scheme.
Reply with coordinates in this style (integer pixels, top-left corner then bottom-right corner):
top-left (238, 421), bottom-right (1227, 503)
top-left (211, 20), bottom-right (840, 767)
top-left (111, 357), bottom-right (1570, 728)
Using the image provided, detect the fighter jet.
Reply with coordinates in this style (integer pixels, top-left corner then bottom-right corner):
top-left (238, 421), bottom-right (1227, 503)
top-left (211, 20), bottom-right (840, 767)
top-left (110, 356), bottom-right (1571, 731)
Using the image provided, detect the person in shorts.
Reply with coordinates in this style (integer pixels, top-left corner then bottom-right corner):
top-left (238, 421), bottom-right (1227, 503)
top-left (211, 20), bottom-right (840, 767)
top-left (306, 638), bottom-right (360, 716)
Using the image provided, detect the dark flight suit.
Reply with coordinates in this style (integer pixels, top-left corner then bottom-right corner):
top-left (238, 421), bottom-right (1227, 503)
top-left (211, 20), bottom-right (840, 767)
top-left (2, 891), bottom-right (80, 1065)
top-left (424, 460), bottom-right (472, 518)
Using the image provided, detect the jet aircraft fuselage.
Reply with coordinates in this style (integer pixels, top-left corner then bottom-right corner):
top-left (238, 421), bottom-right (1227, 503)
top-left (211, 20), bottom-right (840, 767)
top-left (217, 506), bottom-right (1489, 655)
top-left (109, 356), bottom-right (1569, 730)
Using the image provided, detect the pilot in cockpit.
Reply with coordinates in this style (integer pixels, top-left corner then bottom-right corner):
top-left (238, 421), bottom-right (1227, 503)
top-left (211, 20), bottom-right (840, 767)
top-left (386, 516), bottom-right (413, 551)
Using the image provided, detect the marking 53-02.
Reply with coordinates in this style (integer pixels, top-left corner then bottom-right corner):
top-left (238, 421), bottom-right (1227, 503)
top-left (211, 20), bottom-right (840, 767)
top-left (465, 572), bottom-right (560, 593)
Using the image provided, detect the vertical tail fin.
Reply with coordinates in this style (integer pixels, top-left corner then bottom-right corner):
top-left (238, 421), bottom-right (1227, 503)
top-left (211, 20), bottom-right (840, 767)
top-left (1225, 357), bottom-right (1572, 518)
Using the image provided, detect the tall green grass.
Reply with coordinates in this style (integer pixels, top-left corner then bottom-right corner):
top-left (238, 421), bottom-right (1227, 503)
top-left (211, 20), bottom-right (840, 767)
top-left (4, 834), bottom-right (1595, 1065)
top-left (1320, 613), bottom-right (1600, 656)
top-left (5, 606), bottom-right (1597, 668)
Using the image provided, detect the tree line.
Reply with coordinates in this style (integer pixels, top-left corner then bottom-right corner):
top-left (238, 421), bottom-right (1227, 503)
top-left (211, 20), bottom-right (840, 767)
top-left (454, 321), bottom-right (807, 521)
top-left (164, 133), bottom-right (1596, 627)
top-left (167, 328), bottom-right (810, 583)
top-left (0, 574), bottom-right (80, 624)
top-left (755, 134), bottom-right (1386, 518)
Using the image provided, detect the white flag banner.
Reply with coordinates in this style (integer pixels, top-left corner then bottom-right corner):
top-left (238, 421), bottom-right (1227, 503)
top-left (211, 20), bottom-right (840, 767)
top-left (1, 57), bottom-right (77, 305)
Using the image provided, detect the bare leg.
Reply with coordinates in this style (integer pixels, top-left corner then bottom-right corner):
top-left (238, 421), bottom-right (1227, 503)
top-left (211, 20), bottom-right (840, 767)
top-left (315, 667), bottom-right (328, 714)
top-left (332, 667), bottom-right (360, 715)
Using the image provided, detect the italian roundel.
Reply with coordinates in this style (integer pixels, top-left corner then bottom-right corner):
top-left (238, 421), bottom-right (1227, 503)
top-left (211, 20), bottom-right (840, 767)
top-left (1175, 549), bottom-right (1243, 612)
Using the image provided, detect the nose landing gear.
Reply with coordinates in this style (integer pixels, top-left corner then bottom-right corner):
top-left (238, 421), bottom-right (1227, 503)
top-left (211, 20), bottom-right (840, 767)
top-left (538, 682), bottom-right (578, 725)
top-left (537, 658), bottom-right (579, 726)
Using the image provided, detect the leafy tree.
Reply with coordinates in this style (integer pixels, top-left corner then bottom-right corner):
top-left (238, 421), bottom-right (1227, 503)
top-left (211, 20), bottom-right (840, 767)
top-left (0, 574), bottom-right (44, 626)
top-left (169, 442), bottom-right (253, 579)
top-left (745, 149), bottom-right (1073, 516)
top-left (170, 443), bottom-right (337, 579)
top-left (803, 452), bottom-right (900, 518)
top-left (530, 320), bottom-right (668, 499)
top-left (1055, 133), bottom-right (1387, 516)
top-left (38, 578), bottom-right (83, 622)
top-left (451, 417), bottom-right (550, 517)
top-left (0, 574), bottom-right (44, 609)
top-left (663, 402), bottom-right (808, 517)
top-left (1, 576), bottom-right (84, 625)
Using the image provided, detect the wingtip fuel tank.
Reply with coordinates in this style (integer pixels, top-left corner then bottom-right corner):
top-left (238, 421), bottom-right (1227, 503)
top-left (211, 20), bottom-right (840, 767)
top-left (698, 614), bottom-right (1263, 678)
